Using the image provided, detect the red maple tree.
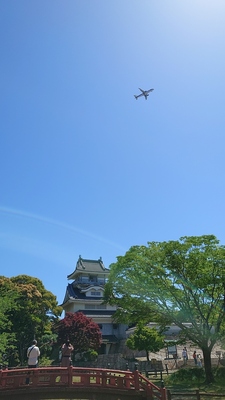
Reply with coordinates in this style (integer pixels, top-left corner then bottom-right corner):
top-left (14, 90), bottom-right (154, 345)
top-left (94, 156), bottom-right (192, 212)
top-left (56, 312), bottom-right (102, 357)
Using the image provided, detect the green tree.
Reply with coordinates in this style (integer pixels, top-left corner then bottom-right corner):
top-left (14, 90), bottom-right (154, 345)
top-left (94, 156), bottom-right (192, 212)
top-left (0, 292), bottom-right (18, 365)
top-left (55, 312), bottom-right (102, 361)
top-left (126, 324), bottom-right (165, 361)
top-left (104, 235), bottom-right (225, 384)
top-left (0, 275), bottom-right (62, 366)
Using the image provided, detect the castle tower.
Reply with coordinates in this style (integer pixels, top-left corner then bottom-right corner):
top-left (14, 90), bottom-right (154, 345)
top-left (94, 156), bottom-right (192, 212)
top-left (61, 256), bottom-right (127, 354)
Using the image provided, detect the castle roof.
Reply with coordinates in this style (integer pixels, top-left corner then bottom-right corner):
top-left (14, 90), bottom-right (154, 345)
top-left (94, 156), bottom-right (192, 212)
top-left (67, 256), bottom-right (109, 280)
top-left (65, 284), bottom-right (104, 300)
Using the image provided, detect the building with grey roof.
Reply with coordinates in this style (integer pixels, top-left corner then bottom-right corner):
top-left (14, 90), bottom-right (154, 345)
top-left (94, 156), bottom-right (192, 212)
top-left (61, 256), bottom-right (128, 354)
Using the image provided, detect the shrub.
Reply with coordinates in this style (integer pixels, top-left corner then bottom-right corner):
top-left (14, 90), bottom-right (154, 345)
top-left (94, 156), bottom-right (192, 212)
top-left (39, 357), bottom-right (53, 366)
top-left (214, 367), bottom-right (225, 379)
top-left (83, 349), bottom-right (98, 361)
top-left (166, 367), bottom-right (205, 383)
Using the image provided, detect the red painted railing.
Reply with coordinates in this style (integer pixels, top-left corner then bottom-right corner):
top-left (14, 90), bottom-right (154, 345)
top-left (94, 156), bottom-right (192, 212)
top-left (0, 366), bottom-right (167, 400)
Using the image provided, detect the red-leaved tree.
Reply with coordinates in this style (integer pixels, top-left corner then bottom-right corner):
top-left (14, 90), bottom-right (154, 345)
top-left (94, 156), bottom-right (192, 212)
top-left (56, 312), bottom-right (102, 360)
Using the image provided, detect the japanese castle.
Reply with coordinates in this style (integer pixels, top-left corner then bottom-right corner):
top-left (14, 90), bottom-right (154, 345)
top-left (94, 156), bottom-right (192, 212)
top-left (61, 256), bottom-right (127, 354)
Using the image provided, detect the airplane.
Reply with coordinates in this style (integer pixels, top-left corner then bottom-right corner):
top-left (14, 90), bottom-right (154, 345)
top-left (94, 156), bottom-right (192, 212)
top-left (134, 88), bottom-right (154, 100)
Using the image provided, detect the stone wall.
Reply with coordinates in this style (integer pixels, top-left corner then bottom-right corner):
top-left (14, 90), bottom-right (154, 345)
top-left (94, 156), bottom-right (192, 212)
top-left (74, 353), bottom-right (163, 372)
top-left (74, 338), bottom-right (224, 372)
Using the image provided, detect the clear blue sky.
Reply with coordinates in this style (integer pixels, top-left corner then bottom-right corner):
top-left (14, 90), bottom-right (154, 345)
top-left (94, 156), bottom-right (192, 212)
top-left (1, 0), bottom-right (225, 305)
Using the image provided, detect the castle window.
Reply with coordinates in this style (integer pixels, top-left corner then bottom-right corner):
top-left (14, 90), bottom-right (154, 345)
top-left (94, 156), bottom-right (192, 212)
top-left (85, 304), bottom-right (96, 309)
top-left (81, 276), bottom-right (89, 283)
top-left (84, 304), bottom-right (106, 310)
top-left (91, 291), bottom-right (101, 296)
top-left (89, 275), bottom-right (97, 282)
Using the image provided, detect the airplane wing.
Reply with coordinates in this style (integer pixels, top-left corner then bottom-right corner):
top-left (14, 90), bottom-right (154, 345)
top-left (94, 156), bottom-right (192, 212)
top-left (146, 89), bottom-right (154, 93)
top-left (138, 88), bottom-right (145, 93)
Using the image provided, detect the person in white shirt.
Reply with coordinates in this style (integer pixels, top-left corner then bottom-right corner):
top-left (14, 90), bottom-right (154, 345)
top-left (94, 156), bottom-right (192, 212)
top-left (26, 339), bottom-right (40, 384)
top-left (197, 354), bottom-right (202, 367)
top-left (27, 339), bottom-right (40, 368)
top-left (182, 347), bottom-right (188, 365)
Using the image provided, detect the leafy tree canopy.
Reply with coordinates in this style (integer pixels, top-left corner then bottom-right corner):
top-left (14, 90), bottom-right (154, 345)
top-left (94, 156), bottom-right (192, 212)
top-left (0, 294), bottom-right (18, 364)
top-left (104, 235), bottom-right (225, 383)
top-left (126, 324), bottom-right (165, 361)
top-left (55, 312), bottom-right (102, 360)
top-left (0, 275), bottom-right (62, 366)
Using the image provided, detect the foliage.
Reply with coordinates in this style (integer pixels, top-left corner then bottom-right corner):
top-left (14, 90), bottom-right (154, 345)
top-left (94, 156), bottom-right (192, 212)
top-left (38, 356), bottom-right (54, 366)
top-left (55, 312), bottom-right (102, 360)
top-left (0, 289), bottom-right (19, 365)
top-left (159, 368), bottom-right (225, 394)
top-left (104, 285), bottom-right (168, 326)
top-left (166, 367), bottom-right (205, 384)
top-left (0, 275), bottom-right (62, 366)
top-left (213, 366), bottom-right (225, 379)
top-left (38, 333), bottom-right (59, 364)
top-left (83, 349), bottom-right (98, 361)
top-left (165, 367), bottom-right (225, 393)
top-left (126, 325), bottom-right (165, 361)
top-left (104, 235), bottom-right (225, 384)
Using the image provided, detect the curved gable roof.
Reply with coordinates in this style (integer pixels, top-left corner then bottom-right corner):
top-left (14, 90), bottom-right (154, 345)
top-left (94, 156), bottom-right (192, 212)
top-left (67, 256), bottom-right (109, 280)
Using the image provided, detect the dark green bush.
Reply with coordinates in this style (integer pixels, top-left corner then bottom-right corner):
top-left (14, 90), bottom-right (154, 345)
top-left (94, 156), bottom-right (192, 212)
top-left (83, 349), bottom-right (98, 361)
top-left (214, 367), bottom-right (225, 379)
top-left (166, 367), bottom-right (205, 383)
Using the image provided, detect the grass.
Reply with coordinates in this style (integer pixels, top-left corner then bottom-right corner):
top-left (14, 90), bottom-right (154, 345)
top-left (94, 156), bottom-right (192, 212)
top-left (150, 375), bottom-right (225, 396)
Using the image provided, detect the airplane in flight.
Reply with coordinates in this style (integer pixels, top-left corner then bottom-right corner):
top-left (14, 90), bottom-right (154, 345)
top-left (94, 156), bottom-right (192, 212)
top-left (134, 88), bottom-right (154, 100)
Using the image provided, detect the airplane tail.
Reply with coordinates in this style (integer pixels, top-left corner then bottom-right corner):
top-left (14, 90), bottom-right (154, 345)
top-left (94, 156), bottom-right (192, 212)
top-left (134, 95), bottom-right (138, 100)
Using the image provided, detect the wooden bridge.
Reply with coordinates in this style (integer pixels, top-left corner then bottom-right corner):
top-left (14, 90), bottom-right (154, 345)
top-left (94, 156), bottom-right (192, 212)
top-left (0, 366), bottom-right (167, 400)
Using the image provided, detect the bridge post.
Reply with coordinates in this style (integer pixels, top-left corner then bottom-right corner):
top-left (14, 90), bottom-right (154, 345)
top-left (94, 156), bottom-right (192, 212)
top-left (68, 366), bottom-right (73, 387)
top-left (102, 370), bottom-right (107, 388)
top-left (133, 369), bottom-right (139, 390)
top-left (96, 370), bottom-right (101, 385)
top-left (160, 386), bottom-right (167, 400)
top-left (32, 369), bottom-right (39, 386)
top-left (107, 364), bottom-right (111, 384)
top-left (124, 371), bottom-right (131, 389)
top-left (0, 369), bottom-right (3, 387)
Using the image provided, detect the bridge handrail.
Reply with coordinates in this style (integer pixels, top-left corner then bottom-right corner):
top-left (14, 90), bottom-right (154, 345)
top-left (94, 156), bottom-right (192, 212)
top-left (0, 366), bottom-right (166, 400)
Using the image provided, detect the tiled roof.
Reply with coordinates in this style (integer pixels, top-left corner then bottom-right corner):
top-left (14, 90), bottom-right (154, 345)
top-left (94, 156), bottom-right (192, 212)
top-left (102, 335), bottom-right (119, 343)
top-left (67, 256), bottom-right (109, 279)
top-left (67, 283), bottom-right (78, 298)
top-left (66, 284), bottom-right (104, 300)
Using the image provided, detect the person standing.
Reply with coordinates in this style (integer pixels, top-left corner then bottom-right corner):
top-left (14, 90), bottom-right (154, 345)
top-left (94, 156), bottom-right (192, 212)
top-left (193, 351), bottom-right (197, 365)
top-left (27, 339), bottom-right (40, 368)
top-left (26, 340), bottom-right (40, 384)
top-left (182, 347), bottom-right (188, 365)
top-left (197, 354), bottom-right (202, 367)
top-left (61, 340), bottom-right (74, 367)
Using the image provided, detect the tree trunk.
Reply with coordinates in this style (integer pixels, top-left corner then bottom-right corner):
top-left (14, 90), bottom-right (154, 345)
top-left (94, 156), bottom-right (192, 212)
top-left (202, 347), bottom-right (214, 384)
top-left (146, 350), bottom-right (150, 361)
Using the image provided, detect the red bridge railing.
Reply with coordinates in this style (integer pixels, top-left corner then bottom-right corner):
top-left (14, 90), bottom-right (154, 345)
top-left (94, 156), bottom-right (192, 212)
top-left (0, 366), bottom-right (167, 400)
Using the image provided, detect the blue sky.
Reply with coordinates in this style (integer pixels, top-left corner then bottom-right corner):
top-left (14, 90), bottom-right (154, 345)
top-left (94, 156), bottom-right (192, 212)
top-left (1, 0), bottom-right (225, 305)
